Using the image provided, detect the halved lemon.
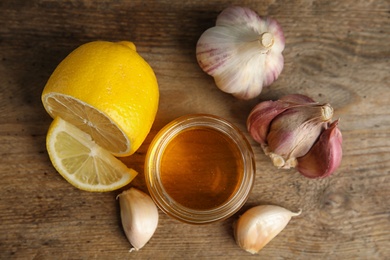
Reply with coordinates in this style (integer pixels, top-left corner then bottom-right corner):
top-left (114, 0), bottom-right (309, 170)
top-left (41, 41), bottom-right (159, 157)
top-left (46, 117), bottom-right (137, 192)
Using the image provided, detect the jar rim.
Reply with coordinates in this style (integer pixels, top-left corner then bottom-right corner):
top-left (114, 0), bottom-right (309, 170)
top-left (145, 114), bottom-right (255, 224)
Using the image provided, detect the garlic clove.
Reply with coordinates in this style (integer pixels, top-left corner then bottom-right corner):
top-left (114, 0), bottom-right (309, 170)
top-left (266, 104), bottom-right (333, 168)
top-left (117, 187), bottom-right (159, 251)
top-left (234, 205), bottom-right (301, 254)
top-left (196, 6), bottom-right (285, 100)
top-left (297, 120), bottom-right (343, 178)
top-left (247, 100), bottom-right (291, 145)
top-left (246, 94), bottom-right (317, 146)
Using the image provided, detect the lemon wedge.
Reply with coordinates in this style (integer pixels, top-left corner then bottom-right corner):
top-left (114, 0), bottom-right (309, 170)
top-left (46, 117), bottom-right (137, 192)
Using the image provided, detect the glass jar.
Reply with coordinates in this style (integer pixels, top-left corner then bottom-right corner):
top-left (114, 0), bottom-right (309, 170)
top-left (145, 114), bottom-right (255, 224)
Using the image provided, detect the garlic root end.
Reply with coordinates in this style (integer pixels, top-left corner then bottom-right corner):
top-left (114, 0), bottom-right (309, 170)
top-left (260, 32), bottom-right (274, 48)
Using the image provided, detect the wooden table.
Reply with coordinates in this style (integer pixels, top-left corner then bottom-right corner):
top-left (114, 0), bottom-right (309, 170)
top-left (1, 1), bottom-right (389, 259)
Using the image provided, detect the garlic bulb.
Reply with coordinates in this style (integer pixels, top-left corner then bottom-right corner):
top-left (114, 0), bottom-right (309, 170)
top-left (196, 6), bottom-right (285, 100)
top-left (247, 94), bottom-right (343, 178)
top-left (234, 205), bottom-right (301, 254)
top-left (117, 187), bottom-right (159, 251)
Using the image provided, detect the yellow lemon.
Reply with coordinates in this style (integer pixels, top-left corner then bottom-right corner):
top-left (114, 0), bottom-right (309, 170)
top-left (42, 41), bottom-right (159, 156)
top-left (46, 117), bottom-right (138, 192)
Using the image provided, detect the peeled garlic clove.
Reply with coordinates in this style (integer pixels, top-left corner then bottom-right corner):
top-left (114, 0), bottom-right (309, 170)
top-left (267, 104), bottom-right (334, 167)
top-left (234, 205), bottom-right (301, 254)
top-left (117, 187), bottom-right (159, 251)
top-left (196, 6), bottom-right (285, 100)
top-left (297, 120), bottom-right (343, 178)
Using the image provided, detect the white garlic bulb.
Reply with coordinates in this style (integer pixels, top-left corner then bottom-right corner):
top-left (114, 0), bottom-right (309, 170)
top-left (234, 205), bottom-right (301, 254)
top-left (117, 187), bottom-right (159, 251)
top-left (196, 6), bottom-right (285, 100)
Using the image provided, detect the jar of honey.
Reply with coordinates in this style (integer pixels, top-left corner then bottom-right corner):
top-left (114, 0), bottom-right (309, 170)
top-left (145, 114), bottom-right (255, 224)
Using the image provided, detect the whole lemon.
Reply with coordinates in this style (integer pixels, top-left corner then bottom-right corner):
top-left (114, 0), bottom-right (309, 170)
top-left (42, 41), bottom-right (159, 156)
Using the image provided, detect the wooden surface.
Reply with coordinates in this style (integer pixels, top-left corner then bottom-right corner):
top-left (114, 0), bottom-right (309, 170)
top-left (1, 0), bottom-right (389, 259)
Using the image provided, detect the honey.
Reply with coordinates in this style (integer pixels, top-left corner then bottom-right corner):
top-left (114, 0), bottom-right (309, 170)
top-left (160, 127), bottom-right (244, 210)
top-left (145, 114), bottom-right (255, 224)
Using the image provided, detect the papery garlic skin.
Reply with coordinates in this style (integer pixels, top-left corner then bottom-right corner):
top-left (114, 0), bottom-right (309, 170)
top-left (267, 104), bottom-right (333, 166)
top-left (118, 188), bottom-right (159, 251)
top-left (196, 6), bottom-right (285, 100)
top-left (247, 100), bottom-right (291, 145)
top-left (246, 94), bottom-right (317, 145)
top-left (234, 205), bottom-right (301, 254)
top-left (247, 94), bottom-right (342, 177)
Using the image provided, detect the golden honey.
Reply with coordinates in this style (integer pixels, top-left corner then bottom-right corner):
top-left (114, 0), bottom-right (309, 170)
top-left (145, 114), bottom-right (255, 224)
top-left (160, 127), bottom-right (244, 210)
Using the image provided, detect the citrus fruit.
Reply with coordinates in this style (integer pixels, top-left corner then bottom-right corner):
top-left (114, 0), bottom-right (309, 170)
top-left (41, 41), bottom-right (159, 157)
top-left (46, 117), bottom-right (138, 192)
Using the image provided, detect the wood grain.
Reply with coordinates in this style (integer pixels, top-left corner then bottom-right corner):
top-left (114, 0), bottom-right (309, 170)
top-left (1, 0), bottom-right (389, 259)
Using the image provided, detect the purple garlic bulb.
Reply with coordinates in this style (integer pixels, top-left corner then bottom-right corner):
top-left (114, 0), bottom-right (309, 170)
top-left (247, 94), bottom-right (342, 178)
